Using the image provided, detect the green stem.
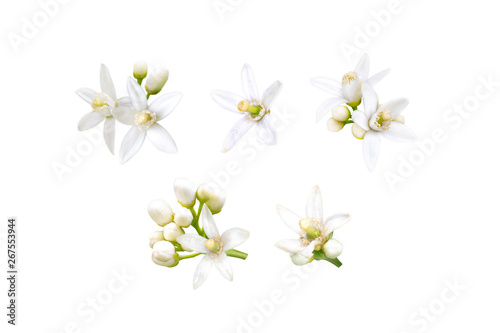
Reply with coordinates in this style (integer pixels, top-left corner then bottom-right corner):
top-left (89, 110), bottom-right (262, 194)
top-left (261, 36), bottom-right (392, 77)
top-left (226, 249), bottom-right (248, 260)
top-left (137, 78), bottom-right (143, 86)
top-left (179, 252), bottom-right (202, 260)
top-left (170, 241), bottom-right (183, 252)
top-left (345, 120), bottom-right (354, 124)
top-left (313, 251), bottom-right (342, 267)
top-left (189, 204), bottom-right (206, 237)
top-left (146, 92), bottom-right (151, 100)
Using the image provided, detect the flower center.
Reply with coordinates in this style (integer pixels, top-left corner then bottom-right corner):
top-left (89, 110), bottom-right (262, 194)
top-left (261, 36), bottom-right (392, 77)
top-left (237, 100), bottom-right (268, 121)
top-left (299, 218), bottom-right (321, 241)
top-left (205, 237), bottom-right (223, 256)
top-left (135, 110), bottom-right (157, 130)
top-left (91, 96), bottom-right (112, 113)
top-left (371, 108), bottom-right (392, 131)
top-left (342, 71), bottom-right (358, 85)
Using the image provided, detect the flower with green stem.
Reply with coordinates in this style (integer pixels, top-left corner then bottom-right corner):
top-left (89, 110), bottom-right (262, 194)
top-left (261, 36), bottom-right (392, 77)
top-left (275, 186), bottom-right (351, 267)
top-left (177, 206), bottom-right (250, 289)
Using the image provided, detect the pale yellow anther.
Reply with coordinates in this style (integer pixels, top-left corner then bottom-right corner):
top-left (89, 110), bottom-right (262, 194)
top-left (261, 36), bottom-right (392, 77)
top-left (92, 98), bottom-right (106, 108)
top-left (205, 239), bottom-right (215, 250)
top-left (137, 113), bottom-right (152, 125)
top-left (238, 100), bottom-right (249, 112)
top-left (381, 110), bottom-right (392, 121)
top-left (299, 218), bottom-right (311, 230)
top-left (342, 71), bottom-right (358, 85)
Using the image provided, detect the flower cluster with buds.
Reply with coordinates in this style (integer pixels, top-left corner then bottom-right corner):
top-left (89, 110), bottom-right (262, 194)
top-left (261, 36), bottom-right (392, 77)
top-left (311, 54), bottom-right (416, 171)
top-left (276, 186), bottom-right (351, 267)
top-left (148, 178), bottom-right (249, 289)
top-left (76, 61), bottom-right (182, 164)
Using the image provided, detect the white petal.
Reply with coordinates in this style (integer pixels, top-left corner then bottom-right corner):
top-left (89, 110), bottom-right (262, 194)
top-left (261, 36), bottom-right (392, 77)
top-left (147, 123), bottom-right (177, 153)
top-left (221, 117), bottom-right (255, 152)
top-left (211, 89), bottom-right (246, 114)
top-left (352, 111), bottom-right (369, 131)
top-left (117, 96), bottom-right (133, 108)
top-left (241, 64), bottom-right (259, 101)
top-left (362, 131), bottom-right (381, 171)
top-left (316, 96), bottom-right (348, 123)
top-left (78, 112), bottom-right (105, 131)
top-left (354, 53), bottom-right (370, 80)
top-left (221, 228), bottom-right (249, 251)
top-left (324, 213), bottom-right (351, 234)
top-left (127, 77), bottom-right (147, 111)
top-left (100, 64), bottom-right (116, 100)
top-left (193, 255), bottom-right (213, 289)
top-left (361, 84), bottom-right (378, 117)
top-left (113, 106), bottom-right (136, 125)
top-left (306, 185), bottom-right (323, 222)
top-left (103, 117), bottom-right (115, 155)
top-left (214, 253), bottom-right (233, 282)
top-left (261, 80), bottom-right (282, 109)
top-left (382, 122), bottom-right (416, 142)
top-left (256, 115), bottom-right (277, 145)
top-left (119, 126), bottom-right (146, 164)
top-left (76, 88), bottom-right (96, 104)
top-left (380, 98), bottom-right (409, 119)
top-left (366, 68), bottom-right (390, 87)
top-left (276, 205), bottom-right (302, 235)
top-left (176, 234), bottom-right (209, 253)
top-left (201, 205), bottom-right (219, 238)
top-left (298, 240), bottom-right (317, 259)
top-left (149, 92), bottom-right (183, 120)
top-left (310, 77), bottom-right (342, 96)
top-left (275, 239), bottom-right (307, 253)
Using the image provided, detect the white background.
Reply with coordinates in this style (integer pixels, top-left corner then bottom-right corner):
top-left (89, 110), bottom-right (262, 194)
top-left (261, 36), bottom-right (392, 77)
top-left (1, 0), bottom-right (499, 332)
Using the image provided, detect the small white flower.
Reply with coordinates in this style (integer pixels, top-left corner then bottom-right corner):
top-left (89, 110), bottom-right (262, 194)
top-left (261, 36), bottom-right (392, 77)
top-left (114, 77), bottom-right (182, 164)
top-left (212, 64), bottom-right (283, 152)
top-left (196, 183), bottom-right (214, 202)
top-left (176, 206), bottom-right (249, 289)
top-left (76, 64), bottom-right (131, 154)
top-left (163, 223), bottom-right (185, 241)
top-left (152, 241), bottom-right (179, 267)
top-left (352, 84), bottom-right (416, 171)
top-left (275, 186), bottom-right (350, 264)
top-left (149, 230), bottom-right (165, 248)
top-left (145, 68), bottom-right (169, 95)
top-left (133, 60), bottom-right (148, 80)
top-left (148, 199), bottom-right (174, 227)
top-left (206, 188), bottom-right (226, 214)
top-left (175, 207), bottom-right (193, 228)
top-left (173, 178), bottom-right (196, 207)
top-left (311, 54), bottom-right (390, 122)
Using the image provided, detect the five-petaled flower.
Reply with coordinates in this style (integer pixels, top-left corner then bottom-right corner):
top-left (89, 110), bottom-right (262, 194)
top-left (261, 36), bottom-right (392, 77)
top-left (211, 64), bottom-right (283, 152)
top-left (113, 77), bottom-right (182, 164)
top-left (176, 206), bottom-right (249, 289)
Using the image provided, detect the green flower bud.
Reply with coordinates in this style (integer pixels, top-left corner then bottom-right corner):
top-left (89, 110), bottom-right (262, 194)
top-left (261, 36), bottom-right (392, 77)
top-left (145, 68), bottom-right (169, 95)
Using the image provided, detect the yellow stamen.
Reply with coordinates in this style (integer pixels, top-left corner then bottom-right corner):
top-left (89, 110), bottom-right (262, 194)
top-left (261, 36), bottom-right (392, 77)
top-left (342, 71), bottom-right (358, 85)
top-left (238, 100), bottom-right (249, 112)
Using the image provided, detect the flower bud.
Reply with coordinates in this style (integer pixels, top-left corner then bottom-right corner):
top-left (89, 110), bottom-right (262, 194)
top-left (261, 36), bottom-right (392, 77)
top-left (163, 223), bottom-right (185, 242)
top-left (196, 183), bottom-right (214, 202)
top-left (152, 241), bottom-right (175, 262)
top-left (327, 118), bottom-right (345, 132)
top-left (133, 60), bottom-right (148, 80)
top-left (174, 178), bottom-right (196, 207)
top-left (149, 230), bottom-right (165, 248)
top-left (393, 115), bottom-right (405, 124)
top-left (332, 105), bottom-right (351, 122)
top-left (351, 123), bottom-right (366, 139)
top-left (145, 68), bottom-right (169, 95)
top-left (290, 252), bottom-right (313, 266)
top-left (206, 188), bottom-right (226, 214)
top-left (148, 199), bottom-right (174, 226)
top-left (322, 239), bottom-right (343, 259)
top-left (175, 207), bottom-right (193, 227)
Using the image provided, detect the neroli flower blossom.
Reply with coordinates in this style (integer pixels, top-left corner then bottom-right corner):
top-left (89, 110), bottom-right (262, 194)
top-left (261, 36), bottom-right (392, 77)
top-left (276, 186), bottom-right (351, 266)
top-left (113, 77), bottom-right (182, 164)
top-left (211, 64), bottom-right (283, 152)
top-left (176, 206), bottom-right (249, 289)
top-left (352, 84), bottom-right (416, 171)
top-left (311, 54), bottom-right (390, 122)
top-left (76, 64), bottom-right (131, 154)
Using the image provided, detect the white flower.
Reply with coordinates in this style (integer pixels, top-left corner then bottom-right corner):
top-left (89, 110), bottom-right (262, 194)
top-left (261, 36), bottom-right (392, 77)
top-left (149, 231), bottom-right (165, 248)
top-left (76, 64), bottom-right (131, 154)
top-left (196, 183), bottom-right (214, 202)
top-left (173, 178), bottom-right (196, 207)
top-left (145, 68), bottom-right (169, 95)
top-left (211, 64), bottom-right (283, 152)
top-left (275, 186), bottom-right (350, 263)
top-left (206, 188), bottom-right (226, 214)
top-left (175, 207), bottom-right (193, 228)
top-left (152, 241), bottom-right (179, 267)
top-left (352, 84), bottom-right (416, 171)
top-left (114, 77), bottom-right (182, 164)
top-left (176, 206), bottom-right (249, 289)
top-left (133, 60), bottom-right (148, 80)
top-left (163, 223), bottom-right (185, 241)
top-left (148, 199), bottom-right (174, 227)
top-left (311, 54), bottom-right (390, 122)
